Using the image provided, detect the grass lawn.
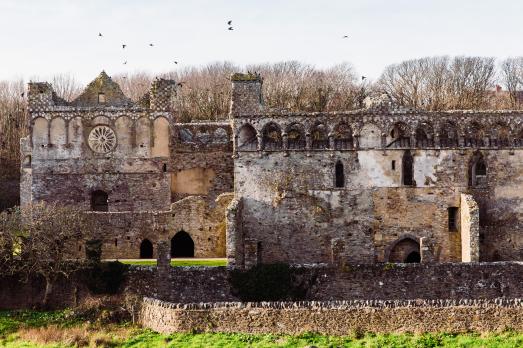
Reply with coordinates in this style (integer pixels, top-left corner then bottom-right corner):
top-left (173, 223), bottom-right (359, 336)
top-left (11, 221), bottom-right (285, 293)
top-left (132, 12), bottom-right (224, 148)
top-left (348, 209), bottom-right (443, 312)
top-left (1, 310), bottom-right (523, 347)
top-left (118, 259), bottom-right (227, 267)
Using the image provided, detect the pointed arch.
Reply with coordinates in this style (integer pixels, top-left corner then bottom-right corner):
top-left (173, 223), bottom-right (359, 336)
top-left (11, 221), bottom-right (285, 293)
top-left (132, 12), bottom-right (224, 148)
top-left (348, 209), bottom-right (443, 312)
top-left (237, 124), bottom-right (258, 150)
top-left (387, 122), bottom-right (411, 148)
top-left (311, 123), bottom-right (329, 149)
top-left (335, 160), bottom-right (345, 188)
top-left (387, 237), bottom-right (421, 263)
top-left (402, 150), bottom-right (414, 186)
top-left (171, 231), bottom-right (195, 257)
top-left (286, 123), bottom-right (306, 150)
top-left (140, 239), bottom-right (153, 259)
top-left (333, 122), bottom-right (353, 150)
top-left (262, 122), bottom-right (282, 150)
top-left (469, 152), bottom-right (487, 187)
top-left (439, 121), bottom-right (459, 148)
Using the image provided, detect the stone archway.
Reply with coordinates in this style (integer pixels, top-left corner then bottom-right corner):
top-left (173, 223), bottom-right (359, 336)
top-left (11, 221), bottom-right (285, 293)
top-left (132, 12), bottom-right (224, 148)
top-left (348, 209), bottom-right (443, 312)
top-left (171, 231), bottom-right (195, 257)
top-left (139, 239), bottom-right (153, 259)
top-left (387, 237), bottom-right (421, 263)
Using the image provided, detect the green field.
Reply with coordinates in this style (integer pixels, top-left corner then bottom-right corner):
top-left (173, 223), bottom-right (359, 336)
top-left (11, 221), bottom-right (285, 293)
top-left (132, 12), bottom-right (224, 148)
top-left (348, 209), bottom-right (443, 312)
top-left (1, 310), bottom-right (523, 347)
top-left (119, 259), bottom-right (227, 267)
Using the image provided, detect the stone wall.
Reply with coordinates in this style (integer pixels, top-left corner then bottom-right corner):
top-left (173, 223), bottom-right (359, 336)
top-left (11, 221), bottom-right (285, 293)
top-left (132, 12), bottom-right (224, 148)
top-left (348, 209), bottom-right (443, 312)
top-left (87, 194), bottom-right (233, 259)
top-left (171, 122), bottom-right (233, 204)
top-left (1, 262), bottom-right (522, 310)
top-left (230, 77), bottom-right (523, 266)
top-left (140, 297), bottom-right (523, 335)
top-left (460, 193), bottom-right (480, 262)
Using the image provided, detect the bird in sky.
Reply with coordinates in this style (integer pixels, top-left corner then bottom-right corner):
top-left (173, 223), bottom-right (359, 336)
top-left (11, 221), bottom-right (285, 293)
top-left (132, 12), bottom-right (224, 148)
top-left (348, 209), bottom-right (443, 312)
top-left (98, 32), bottom-right (103, 37)
top-left (122, 44), bottom-right (127, 49)
top-left (227, 20), bottom-right (232, 25)
top-left (123, 61), bottom-right (127, 65)
top-left (361, 76), bottom-right (367, 81)
top-left (343, 35), bottom-right (349, 38)
top-left (149, 43), bottom-right (154, 47)
top-left (177, 82), bottom-right (185, 87)
top-left (20, 92), bottom-right (24, 98)
top-left (174, 61), bottom-right (178, 64)
top-left (228, 27), bottom-right (234, 31)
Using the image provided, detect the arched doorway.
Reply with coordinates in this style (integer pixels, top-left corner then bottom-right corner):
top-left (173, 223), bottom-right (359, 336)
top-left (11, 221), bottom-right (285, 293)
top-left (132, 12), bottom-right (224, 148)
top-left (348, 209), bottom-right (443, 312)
top-left (91, 190), bottom-right (108, 212)
top-left (388, 237), bottom-right (421, 263)
top-left (171, 231), bottom-right (194, 257)
top-left (140, 239), bottom-right (153, 258)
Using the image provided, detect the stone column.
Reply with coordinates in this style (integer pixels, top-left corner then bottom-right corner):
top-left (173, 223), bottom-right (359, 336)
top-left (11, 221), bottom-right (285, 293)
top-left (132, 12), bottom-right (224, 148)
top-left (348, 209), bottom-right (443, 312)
top-left (460, 194), bottom-right (480, 262)
top-left (420, 237), bottom-right (435, 263)
top-left (156, 241), bottom-right (171, 300)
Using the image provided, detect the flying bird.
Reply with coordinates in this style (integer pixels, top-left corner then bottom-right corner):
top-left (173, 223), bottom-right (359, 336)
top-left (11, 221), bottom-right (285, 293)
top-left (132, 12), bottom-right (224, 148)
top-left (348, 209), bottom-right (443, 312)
top-left (177, 82), bottom-right (185, 87)
top-left (228, 26), bottom-right (234, 31)
top-left (343, 35), bottom-right (349, 38)
top-left (98, 32), bottom-right (103, 37)
top-left (174, 61), bottom-right (178, 64)
top-left (149, 43), bottom-right (154, 47)
top-left (122, 44), bottom-right (127, 49)
top-left (361, 76), bottom-right (367, 81)
top-left (20, 92), bottom-right (24, 98)
top-left (123, 61), bottom-right (127, 65)
top-left (227, 20), bottom-right (232, 25)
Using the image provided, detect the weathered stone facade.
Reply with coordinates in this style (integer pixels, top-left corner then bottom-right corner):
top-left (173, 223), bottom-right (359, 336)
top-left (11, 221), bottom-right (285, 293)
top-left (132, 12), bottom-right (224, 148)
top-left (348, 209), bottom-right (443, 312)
top-left (228, 74), bottom-right (523, 267)
top-left (21, 72), bottom-right (234, 259)
top-left (22, 71), bottom-right (523, 265)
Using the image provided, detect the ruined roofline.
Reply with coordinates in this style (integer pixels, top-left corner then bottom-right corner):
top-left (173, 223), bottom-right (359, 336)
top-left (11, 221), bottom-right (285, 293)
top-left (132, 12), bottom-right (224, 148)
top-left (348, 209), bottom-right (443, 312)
top-left (232, 108), bottom-right (523, 119)
top-left (173, 121), bottom-right (230, 127)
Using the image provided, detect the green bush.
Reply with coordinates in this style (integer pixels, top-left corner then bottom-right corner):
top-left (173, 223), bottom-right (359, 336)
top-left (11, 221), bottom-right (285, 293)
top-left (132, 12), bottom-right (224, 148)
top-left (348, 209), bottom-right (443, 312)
top-left (229, 263), bottom-right (309, 301)
top-left (84, 261), bottom-right (129, 294)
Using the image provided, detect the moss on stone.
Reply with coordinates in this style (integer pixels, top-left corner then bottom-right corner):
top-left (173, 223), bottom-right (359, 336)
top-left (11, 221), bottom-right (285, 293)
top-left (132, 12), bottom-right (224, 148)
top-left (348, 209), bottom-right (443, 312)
top-left (231, 72), bottom-right (262, 82)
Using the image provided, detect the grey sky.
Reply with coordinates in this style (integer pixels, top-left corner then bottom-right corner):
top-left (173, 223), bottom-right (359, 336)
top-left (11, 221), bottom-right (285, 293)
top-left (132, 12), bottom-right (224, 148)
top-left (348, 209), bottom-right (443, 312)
top-left (1, 0), bottom-right (522, 84)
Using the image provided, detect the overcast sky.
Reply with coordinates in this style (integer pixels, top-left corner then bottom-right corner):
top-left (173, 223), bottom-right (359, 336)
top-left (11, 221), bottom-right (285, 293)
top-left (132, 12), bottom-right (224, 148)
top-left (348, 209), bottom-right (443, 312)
top-left (1, 0), bottom-right (522, 84)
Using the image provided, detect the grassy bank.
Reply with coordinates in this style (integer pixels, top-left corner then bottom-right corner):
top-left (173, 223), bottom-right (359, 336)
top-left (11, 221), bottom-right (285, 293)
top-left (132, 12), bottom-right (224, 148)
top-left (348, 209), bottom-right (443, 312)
top-left (1, 310), bottom-right (523, 347)
top-left (119, 259), bottom-right (227, 267)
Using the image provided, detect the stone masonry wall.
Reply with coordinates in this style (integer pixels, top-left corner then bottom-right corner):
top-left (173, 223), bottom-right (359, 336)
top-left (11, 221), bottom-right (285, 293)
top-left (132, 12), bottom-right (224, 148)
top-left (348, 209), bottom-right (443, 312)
top-left (140, 297), bottom-right (523, 335)
top-left (231, 77), bottom-right (523, 266)
top-left (2, 262), bottom-right (522, 310)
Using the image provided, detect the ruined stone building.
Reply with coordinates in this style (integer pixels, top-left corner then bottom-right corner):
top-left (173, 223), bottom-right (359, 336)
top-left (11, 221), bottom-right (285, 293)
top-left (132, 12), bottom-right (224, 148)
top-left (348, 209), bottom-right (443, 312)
top-left (22, 72), bottom-right (233, 259)
top-left (22, 72), bottom-right (523, 266)
top-left (227, 74), bottom-right (523, 267)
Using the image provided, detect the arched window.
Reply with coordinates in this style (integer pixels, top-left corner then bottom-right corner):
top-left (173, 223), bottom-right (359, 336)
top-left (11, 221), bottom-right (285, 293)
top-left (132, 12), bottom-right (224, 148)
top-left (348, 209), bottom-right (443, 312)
top-left (415, 128), bottom-right (429, 147)
top-left (388, 237), bottom-right (421, 263)
top-left (335, 160), bottom-right (345, 188)
top-left (439, 122), bottom-right (459, 148)
top-left (140, 239), bottom-right (153, 258)
top-left (402, 150), bottom-right (414, 186)
top-left (387, 122), bottom-right (410, 148)
top-left (333, 123), bottom-right (353, 150)
top-left (470, 154), bottom-right (487, 187)
top-left (171, 231), bottom-right (195, 257)
top-left (311, 123), bottom-right (329, 149)
top-left (286, 123), bottom-right (306, 150)
top-left (262, 123), bottom-right (282, 150)
top-left (91, 190), bottom-right (108, 212)
top-left (237, 124), bottom-right (257, 150)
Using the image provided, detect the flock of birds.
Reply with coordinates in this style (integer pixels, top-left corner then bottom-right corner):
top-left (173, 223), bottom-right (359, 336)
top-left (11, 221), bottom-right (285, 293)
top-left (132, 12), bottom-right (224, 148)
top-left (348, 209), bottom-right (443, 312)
top-left (96, 20), bottom-right (238, 68)
top-left (92, 20), bottom-right (368, 84)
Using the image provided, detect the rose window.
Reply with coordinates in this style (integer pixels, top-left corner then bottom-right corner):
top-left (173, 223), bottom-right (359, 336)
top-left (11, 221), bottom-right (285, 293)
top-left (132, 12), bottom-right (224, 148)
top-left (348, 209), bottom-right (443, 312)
top-left (88, 126), bottom-right (117, 153)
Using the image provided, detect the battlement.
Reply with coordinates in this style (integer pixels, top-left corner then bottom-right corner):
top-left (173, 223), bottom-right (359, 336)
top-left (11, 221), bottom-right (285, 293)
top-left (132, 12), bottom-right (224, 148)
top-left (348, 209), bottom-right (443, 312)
top-left (232, 110), bottom-right (523, 152)
top-left (230, 73), bottom-right (264, 117)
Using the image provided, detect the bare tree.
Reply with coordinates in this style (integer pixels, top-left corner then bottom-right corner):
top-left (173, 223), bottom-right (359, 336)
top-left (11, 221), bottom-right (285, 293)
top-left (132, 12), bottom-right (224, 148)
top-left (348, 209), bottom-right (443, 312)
top-left (51, 73), bottom-right (82, 101)
top-left (378, 56), bottom-right (496, 110)
top-left (113, 71), bottom-right (153, 102)
top-left (0, 203), bottom-right (99, 307)
top-left (500, 57), bottom-right (523, 108)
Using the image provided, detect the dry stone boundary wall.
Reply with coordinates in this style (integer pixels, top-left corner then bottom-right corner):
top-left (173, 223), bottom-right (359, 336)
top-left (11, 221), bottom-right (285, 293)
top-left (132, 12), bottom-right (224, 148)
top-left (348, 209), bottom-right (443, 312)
top-left (140, 297), bottom-right (523, 335)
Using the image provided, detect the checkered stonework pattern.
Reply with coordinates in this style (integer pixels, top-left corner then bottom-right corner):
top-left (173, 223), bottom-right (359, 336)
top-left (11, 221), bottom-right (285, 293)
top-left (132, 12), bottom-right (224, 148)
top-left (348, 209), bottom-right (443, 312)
top-left (149, 78), bottom-right (176, 112)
